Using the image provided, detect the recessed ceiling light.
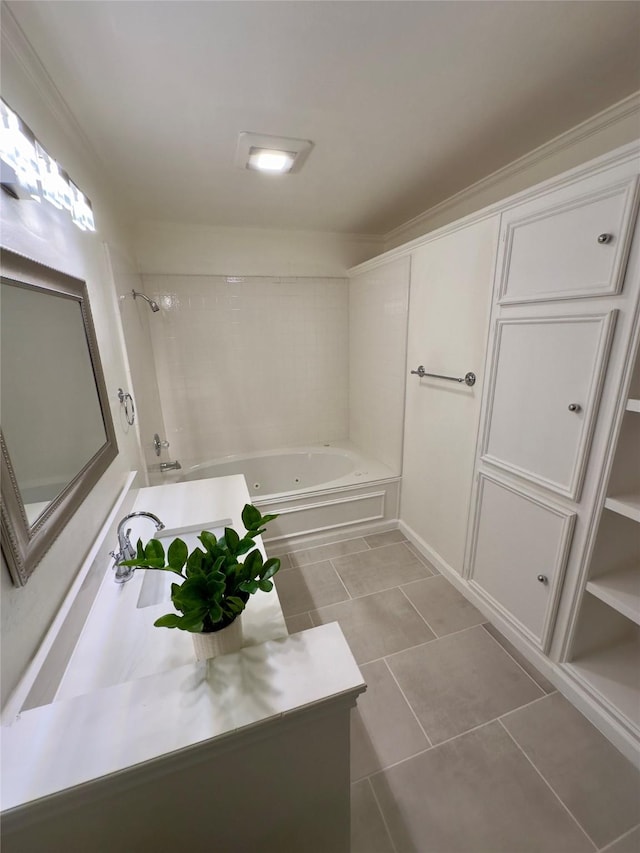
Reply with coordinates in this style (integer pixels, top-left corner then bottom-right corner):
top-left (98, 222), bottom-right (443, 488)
top-left (235, 132), bottom-right (313, 174)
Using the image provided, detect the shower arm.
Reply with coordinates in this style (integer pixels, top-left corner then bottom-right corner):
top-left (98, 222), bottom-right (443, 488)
top-left (132, 289), bottom-right (160, 312)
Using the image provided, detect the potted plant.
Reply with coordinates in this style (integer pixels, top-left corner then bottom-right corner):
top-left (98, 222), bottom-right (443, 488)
top-left (120, 503), bottom-right (281, 660)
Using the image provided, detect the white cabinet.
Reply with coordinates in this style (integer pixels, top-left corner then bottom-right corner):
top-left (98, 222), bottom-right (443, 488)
top-left (467, 155), bottom-right (640, 745)
top-left (496, 174), bottom-right (639, 304)
top-left (468, 475), bottom-right (575, 650)
top-left (481, 312), bottom-right (617, 499)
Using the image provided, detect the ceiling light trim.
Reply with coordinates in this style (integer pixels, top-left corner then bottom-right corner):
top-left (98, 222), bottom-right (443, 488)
top-left (235, 132), bottom-right (313, 174)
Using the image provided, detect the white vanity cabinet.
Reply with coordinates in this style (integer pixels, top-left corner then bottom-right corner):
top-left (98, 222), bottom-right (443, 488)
top-left (466, 151), bottom-right (640, 759)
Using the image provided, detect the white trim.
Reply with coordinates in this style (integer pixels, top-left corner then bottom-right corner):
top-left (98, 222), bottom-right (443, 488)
top-left (259, 489), bottom-right (386, 518)
top-left (349, 138), bottom-right (640, 278)
top-left (383, 92), bottom-right (640, 250)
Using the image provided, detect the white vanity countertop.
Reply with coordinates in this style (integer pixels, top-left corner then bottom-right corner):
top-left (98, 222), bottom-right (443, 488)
top-left (54, 475), bottom-right (289, 701)
top-left (2, 622), bottom-right (363, 813)
top-left (1, 475), bottom-right (365, 814)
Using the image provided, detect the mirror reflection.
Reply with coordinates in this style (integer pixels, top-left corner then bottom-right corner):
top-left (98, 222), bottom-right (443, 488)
top-left (1, 280), bottom-right (108, 525)
top-left (1, 248), bottom-right (118, 586)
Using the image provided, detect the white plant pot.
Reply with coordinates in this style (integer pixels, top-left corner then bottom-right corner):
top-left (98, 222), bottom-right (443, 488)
top-left (192, 616), bottom-right (244, 661)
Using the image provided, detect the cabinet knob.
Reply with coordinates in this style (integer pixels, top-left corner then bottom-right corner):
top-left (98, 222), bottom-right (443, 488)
top-left (597, 233), bottom-right (613, 244)
top-left (537, 574), bottom-right (548, 584)
top-left (568, 403), bottom-right (581, 412)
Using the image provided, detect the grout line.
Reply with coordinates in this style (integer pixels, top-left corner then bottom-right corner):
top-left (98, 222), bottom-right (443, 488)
top-left (286, 535), bottom-right (373, 568)
top-left (327, 558), bottom-right (354, 601)
top-left (498, 691), bottom-right (555, 722)
top-left (397, 585), bottom-right (440, 637)
top-left (365, 776), bottom-right (400, 853)
top-left (498, 719), bottom-right (599, 851)
top-left (480, 623), bottom-right (550, 697)
top-left (599, 824), bottom-right (640, 852)
top-left (382, 658), bottom-right (433, 748)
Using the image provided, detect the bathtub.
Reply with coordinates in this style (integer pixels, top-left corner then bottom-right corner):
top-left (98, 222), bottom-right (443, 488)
top-left (176, 444), bottom-right (401, 550)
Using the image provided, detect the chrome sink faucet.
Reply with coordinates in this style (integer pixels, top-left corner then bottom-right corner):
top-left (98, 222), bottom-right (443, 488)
top-left (111, 511), bottom-right (165, 583)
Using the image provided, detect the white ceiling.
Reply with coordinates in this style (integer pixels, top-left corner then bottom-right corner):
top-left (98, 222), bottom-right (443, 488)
top-left (4, 1), bottom-right (640, 235)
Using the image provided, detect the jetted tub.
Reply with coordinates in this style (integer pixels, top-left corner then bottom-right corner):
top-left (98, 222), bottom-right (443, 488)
top-left (174, 444), bottom-right (401, 549)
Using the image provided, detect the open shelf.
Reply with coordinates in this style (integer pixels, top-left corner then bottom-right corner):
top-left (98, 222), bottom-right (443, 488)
top-left (604, 494), bottom-right (640, 523)
top-left (570, 634), bottom-right (640, 731)
top-left (627, 398), bottom-right (640, 413)
top-left (586, 567), bottom-right (640, 625)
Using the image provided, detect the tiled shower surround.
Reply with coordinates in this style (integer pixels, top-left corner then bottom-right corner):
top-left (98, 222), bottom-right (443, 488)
top-left (143, 275), bottom-right (350, 463)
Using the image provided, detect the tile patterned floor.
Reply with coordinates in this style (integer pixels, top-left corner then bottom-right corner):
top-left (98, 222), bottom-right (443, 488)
top-left (273, 531), bottom-right (640, 853)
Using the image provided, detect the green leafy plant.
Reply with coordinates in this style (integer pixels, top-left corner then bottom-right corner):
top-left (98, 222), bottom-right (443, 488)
top-left (121, 504), bottom-right (280, 633)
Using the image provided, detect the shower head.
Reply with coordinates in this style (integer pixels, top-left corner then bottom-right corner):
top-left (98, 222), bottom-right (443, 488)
top-left (132, 289), bottom-right (160, 313)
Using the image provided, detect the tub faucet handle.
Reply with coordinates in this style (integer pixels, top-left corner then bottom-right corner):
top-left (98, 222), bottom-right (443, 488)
top-left (153, 433), bottom-right (170, 457)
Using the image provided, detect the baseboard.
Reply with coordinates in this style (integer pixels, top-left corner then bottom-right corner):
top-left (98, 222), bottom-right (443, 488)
top-left (265, 517), bottom-right (398, 555)
top-left (398, 520), bottom-right (640, 769)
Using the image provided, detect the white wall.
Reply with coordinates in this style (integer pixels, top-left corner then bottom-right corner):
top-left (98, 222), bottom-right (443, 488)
top-left (400, 216), bottom-right (500, 574)
top-left (349, 257), bottom-right (410, 473)
top-left (134, 221), bottom-right (383, 277)
top-left (106, 244), bottom-right (168, 483)
top-left (143, 274), bottom-right (349, 464)
top-left (1, 40), bottom-right (141, 701)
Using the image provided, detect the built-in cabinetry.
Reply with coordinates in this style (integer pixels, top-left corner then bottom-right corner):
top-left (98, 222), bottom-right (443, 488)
top-left (567, 350), bottom-right (640, 739)
top-left (464, 152), bottom-right (640, 762)
top-left (352, 142), bottom-right (640, 765)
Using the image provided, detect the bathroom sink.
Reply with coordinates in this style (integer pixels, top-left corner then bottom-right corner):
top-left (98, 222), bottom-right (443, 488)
top-left (136, 521), bottom-right (230, 608)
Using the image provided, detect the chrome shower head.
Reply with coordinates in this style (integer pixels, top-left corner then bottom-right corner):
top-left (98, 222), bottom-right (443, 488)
top-left (132, 289), bottom-right (160, 312)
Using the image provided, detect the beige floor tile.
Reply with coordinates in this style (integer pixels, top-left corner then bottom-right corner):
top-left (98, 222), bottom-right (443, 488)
top-left (404, 540), bottom-right (440, 573)
top-left (502, 692), bottom-right (640, 848)
top-left (351, 779), bottom-right (395, 853)
top-left (310, 588), bottom-right (436, 664)
top-left (402, 575), bottom-right (485, 636)
top-left (333, 543), bottom-right (434, 597)
top-left (370, 721), bottom-right (594, 853)
top-left (288, 537), bottom-right (369, 567)
top-left (482, 622), bottom-right (556, 693)
top-left (602, 826), bottom-right (640, 853)
top-left (284, 612), bottom-right (313, 634)
top-left (387, 625), bottom-right (543, 743)
top-left (364, 529), bottom-right (406, 549)
top-left (351, 659), bottom-right (430, 780)
top-left (273, 561), bottom-right (349, 616)
top-left (270, 552), bottom-right (292, 570)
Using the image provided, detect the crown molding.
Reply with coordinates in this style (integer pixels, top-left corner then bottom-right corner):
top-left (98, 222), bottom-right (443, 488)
top-left (349, 138), bottom-right (640, 277)
top-left (0, 2), bottom-right (102, 169)
top-left (384, 91), bottom-right (640, 250)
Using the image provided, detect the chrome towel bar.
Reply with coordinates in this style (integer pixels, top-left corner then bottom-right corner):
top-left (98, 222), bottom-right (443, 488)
top-left (410, 366), bottom-right (476, 386)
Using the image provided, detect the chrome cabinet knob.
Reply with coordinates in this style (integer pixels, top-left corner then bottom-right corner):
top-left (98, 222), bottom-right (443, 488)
top-left (537, 574), bottom-right (548, 584)
top-left (597, 233), bottom-right (613, 244)
top-left (568, 403), bottom-right (581, 412)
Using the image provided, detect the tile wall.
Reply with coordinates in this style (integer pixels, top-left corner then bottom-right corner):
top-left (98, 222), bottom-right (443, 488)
top-left (143, 274), bottom-right (349, 463)
top-left (349, 256), bottom-right (410, 473)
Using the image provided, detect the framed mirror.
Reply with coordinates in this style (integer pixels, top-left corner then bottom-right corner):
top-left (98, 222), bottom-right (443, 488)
top-left (1, 248), bottom-right (118, 586)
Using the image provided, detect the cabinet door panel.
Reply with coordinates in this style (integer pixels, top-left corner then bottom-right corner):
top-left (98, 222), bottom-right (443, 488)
top-left (481, 311), bottom-right (616, 500)
top-left (469, 475), bottom-right (576, 651)
top-left (497, 177), bottom-right (639, 304)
